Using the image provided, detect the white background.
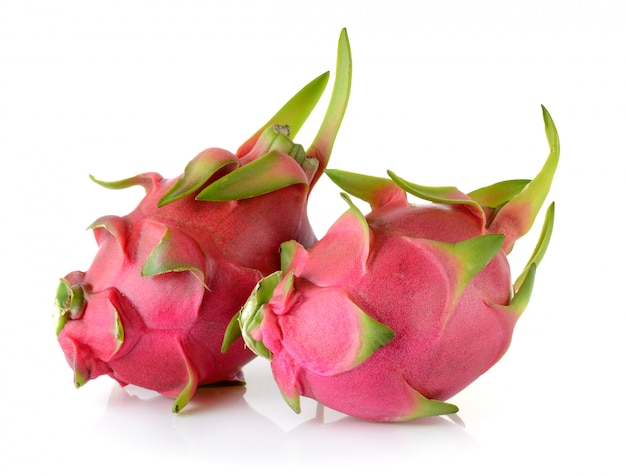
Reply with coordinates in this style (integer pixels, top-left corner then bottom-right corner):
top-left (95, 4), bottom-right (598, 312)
top-left (1, 0), bottom-right (624, 474)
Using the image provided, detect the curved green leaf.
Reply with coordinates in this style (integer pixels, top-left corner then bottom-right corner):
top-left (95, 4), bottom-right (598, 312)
top-left (432, 233), bottom-right (505, 327)
top-left (388, 170), bottom-right (485, 220)
top-left (508, 263), bottom-right (536, 319)
top-left (356, 309), bottom-right (396, 366)
top-left (513, 202), bottom-right (555, 292)
top-left (196, 150), bottom-right (308, 201)
top-left (488, 105), bottom-right (560, 250)
top-left (172, 337), bottom-right (199, 413)
top-left (469, 179), bottom-right (530, 209)
top-left (307, 28), bottom-right (353, 187)
top-left (237, 71), bottom-right (330, 157)
top-left (326, 169), bottom-right (407, 209)
top-left (402, 388), bottom-right (459, 420)
top-left (158, 148), bottom-right (238, 206)
top-left (90, 172), bottom-right (161, 193)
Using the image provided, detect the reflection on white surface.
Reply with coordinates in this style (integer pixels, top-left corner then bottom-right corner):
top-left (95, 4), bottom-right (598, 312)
top-left (83, 359), bottom-right (479, 471)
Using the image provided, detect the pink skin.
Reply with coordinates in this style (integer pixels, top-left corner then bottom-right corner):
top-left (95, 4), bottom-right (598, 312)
top-left (57, 157), bottom-right (315, 409)
top-left (57, 29), bottom-right (354, 412)
top-left (253, 200), bottom-right (518, 422)
top-left (227, 99), bottom-right (557, 423)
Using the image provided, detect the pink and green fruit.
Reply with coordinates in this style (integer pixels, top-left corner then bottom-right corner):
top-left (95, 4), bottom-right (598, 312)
top-left (54, 30), bottom-right (352, 412)
top-left (224, 106), bottom-right (559, 422)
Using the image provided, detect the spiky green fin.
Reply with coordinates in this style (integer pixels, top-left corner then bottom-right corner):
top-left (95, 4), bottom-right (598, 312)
top-left (157, 148), bottom-right (238, 206)
top-left (141, 224), bottom-right (206, 285)
top-left (306, 28), bottom-right (353, 188)
top-left (206, 29), bottom-right (352, 200)
top-left (237, 71), bottom-right (330, 158)
top-left (54, 278), bottom-right (86, 336)
top-left (506, 263), bottom-right (536, 320)
top-left (89, 172), bottom-right (162, 193)
top-left (490, 209), bottom-right (555, 321)
top-left (196, 149), bottom-right (310, 202)
top-left (354, 308), bottom-right (396, 368)
top-left (430, 234), bottom-right (505, 327)
top-left (325, 169), bottom-right (408, 209)
top-left (281, 388), bottom-right (301, 414)
top-left (74, 365), bottom-right (88, 388)
top-left (487, 106), bottom-right (560, 252)
top-left (469, 179), bottom-right (531, 209)
top-left (495, 203), bottom-right (555, 321)
top-left (221, 314), bottom-right (243, 354)
top-left (388, 170), bottom-right (486, 222)
top-left (113, 311), bottom-right (125, 355)
top-left (514, 202), bottom-right (555, 292)
top-left (271, 356), bottom-right (302, 414)
top-left (399, 388), bottom-right (459, 421)
top-left (197, 123), bottom-right (318, 201)
top-left (222, 271), bottom-right (283, 357)
top-left (172, 336), bottom-right (199, 413)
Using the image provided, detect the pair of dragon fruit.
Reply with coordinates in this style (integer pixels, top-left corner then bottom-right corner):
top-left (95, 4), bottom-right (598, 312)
top-left (55, 29), bottom-right (559, 421)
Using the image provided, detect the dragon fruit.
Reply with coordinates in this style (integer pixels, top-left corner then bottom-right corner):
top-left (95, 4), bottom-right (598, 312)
top-left (54, 29), bottom-right (352, 412)
top-left (224, 106), bottom-right (559, 422)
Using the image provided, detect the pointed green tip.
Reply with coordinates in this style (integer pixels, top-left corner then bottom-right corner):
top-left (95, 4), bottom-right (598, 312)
top-left (507, 201), bottom-right (554, 318)
top-left (436, 233), bottom-right (505, 298)
top-left (221, 314), bottom-right (243, 354)
top-left (74, 369), bottom-right (88, 388)
top-left (542, 105), bottom-right (560, 154)
top-left (388, 170), bottom-right (484, 219)
top-left (416, 398), bottom-right (460, 418)
top-left (468, 179), bottom-right (531, 209)
top-left (401, 391), bottom-right (459, 420)
top-left (387, 171), bottom-right (452, 203)
top-left (237, 71), bottom-right (330, 158)
top-left (172, 339), bottom-right (199, 413)
top-left (356, 310), bottom-right (396, 365)
top-left (488, 106), bottom-right (559, 249)
top-left (326, 169), bottom-right (405, 209)
top-left (509, 262), bottom-right (536, 318)
top-left (307, 28), bottom-right (353, 186)
top-left (282, 390), bottom-right (302, 414)
top-left (514, 201), bottom-right (555, 292)
top-left (113, 311), bottom-right (125, 354)
top-left (89, 173), bottom-right (159, 192)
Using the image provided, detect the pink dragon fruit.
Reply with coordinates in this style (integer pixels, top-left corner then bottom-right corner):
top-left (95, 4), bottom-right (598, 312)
top-left (223, 106), bottom-right (559, 422)
top-left (54, 30), bottom-right (352, 412)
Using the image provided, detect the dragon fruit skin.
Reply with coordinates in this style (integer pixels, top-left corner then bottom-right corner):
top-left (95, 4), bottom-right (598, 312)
top-left (225, 106), bottom-right (559, 422)
top-left (55, 30), bottom-right (352, 413)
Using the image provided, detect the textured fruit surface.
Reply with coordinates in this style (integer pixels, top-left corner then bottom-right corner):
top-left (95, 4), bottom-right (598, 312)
top-left (55, 30), bottom-right (352, 412)
top-left (225, 106), bottom-right (559, 422)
